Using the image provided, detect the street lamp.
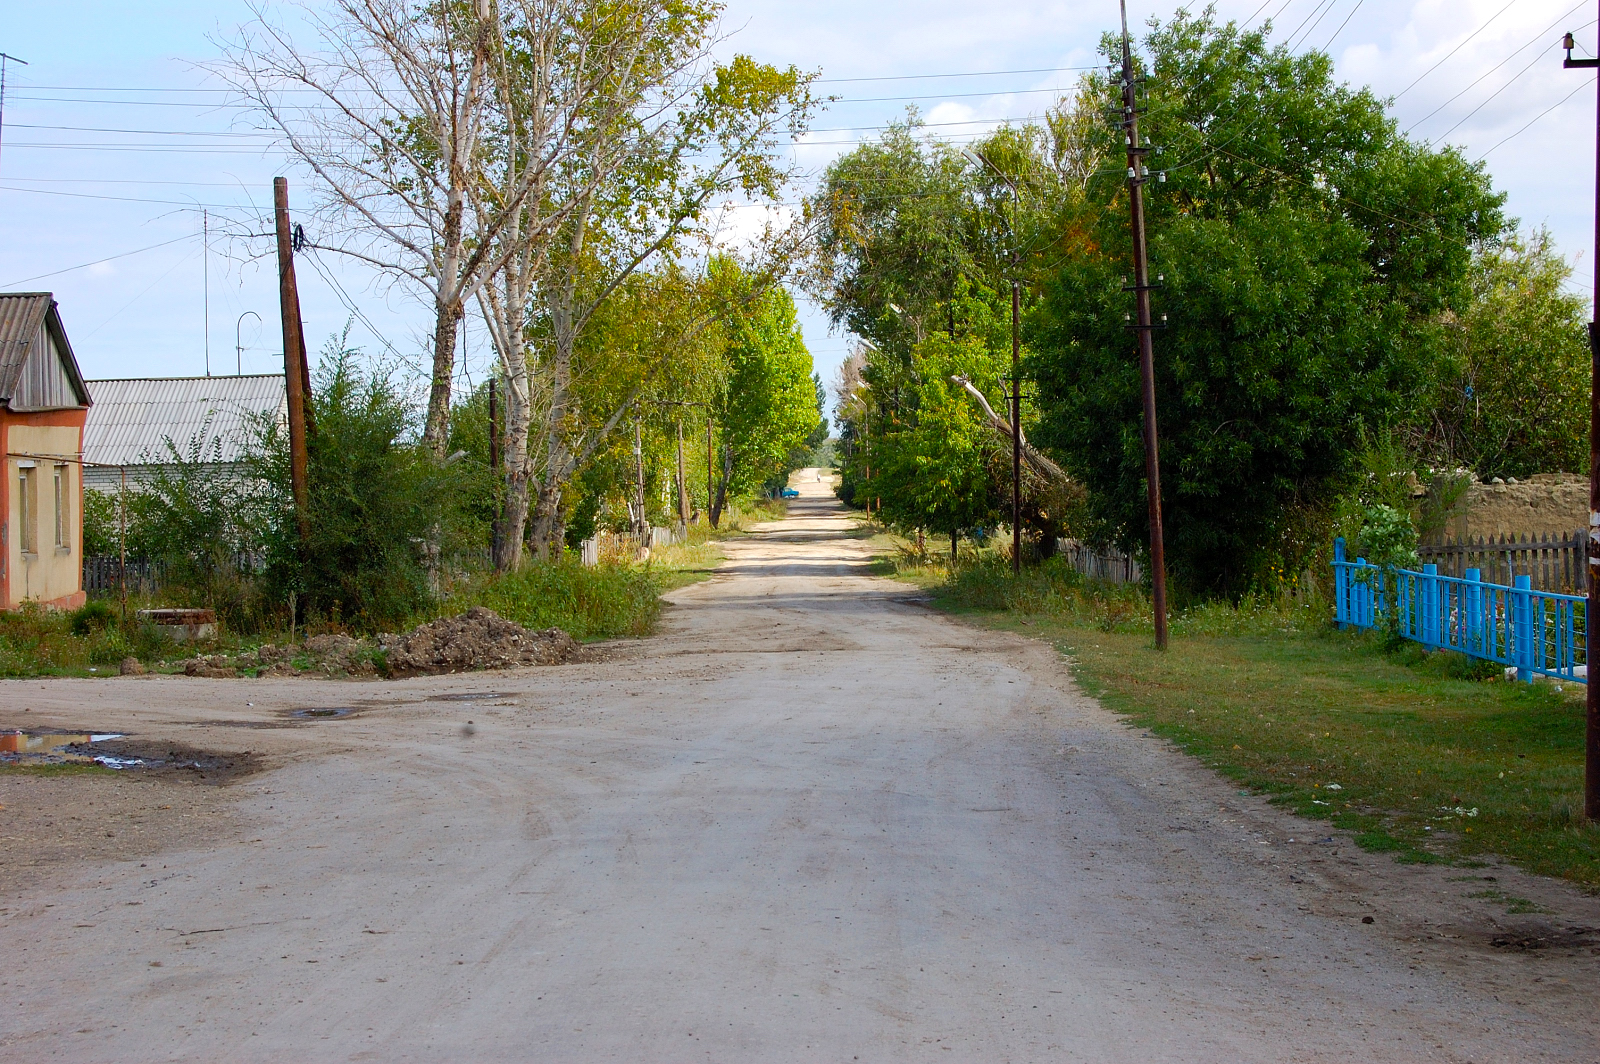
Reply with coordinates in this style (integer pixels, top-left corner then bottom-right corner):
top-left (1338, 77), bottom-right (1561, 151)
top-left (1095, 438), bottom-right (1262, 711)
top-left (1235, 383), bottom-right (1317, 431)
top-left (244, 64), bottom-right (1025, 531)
top-left (235, 311), bottom-right (261, 376)
top-left (962, 147), bottom-right (1024, 576)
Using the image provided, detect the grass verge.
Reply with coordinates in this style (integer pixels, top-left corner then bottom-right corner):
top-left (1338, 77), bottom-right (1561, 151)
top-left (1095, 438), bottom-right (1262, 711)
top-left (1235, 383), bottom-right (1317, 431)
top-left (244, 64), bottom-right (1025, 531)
top-left (890, 550), bottom-right (1600, 888)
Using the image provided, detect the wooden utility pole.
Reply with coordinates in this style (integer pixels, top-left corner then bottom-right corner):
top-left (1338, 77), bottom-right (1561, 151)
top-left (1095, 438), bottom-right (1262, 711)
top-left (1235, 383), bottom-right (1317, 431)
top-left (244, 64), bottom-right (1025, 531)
top-left (1562, 26), bottom-right (1600, 820)
top-left (1120, 1), bottom-right (1170, 650)
top-left (273, 177), bottom-right (312, 542)
top-left (706, 417), bottom-right (715, 520)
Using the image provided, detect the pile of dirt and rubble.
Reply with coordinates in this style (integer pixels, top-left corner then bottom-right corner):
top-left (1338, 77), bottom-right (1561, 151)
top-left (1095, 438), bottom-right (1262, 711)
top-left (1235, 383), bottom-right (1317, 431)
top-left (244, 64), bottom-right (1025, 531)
top-left (378, 606), bottom-right (580, 676)
top-left (170, 607), bottom-right (580, 679)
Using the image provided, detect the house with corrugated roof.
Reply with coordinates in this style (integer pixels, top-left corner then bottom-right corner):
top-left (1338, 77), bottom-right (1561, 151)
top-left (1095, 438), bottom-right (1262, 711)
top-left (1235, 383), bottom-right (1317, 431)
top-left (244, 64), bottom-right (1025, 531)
top-left (80, 374), bottom-right (286, 491)
top-left (0, 293), bottom-right (93, 610)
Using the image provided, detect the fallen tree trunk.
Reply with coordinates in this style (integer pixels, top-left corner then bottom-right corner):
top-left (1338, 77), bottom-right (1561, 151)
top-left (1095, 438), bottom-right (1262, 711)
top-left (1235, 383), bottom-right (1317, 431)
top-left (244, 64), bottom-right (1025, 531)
top-left (951, 375), bottom-right (1073, 490)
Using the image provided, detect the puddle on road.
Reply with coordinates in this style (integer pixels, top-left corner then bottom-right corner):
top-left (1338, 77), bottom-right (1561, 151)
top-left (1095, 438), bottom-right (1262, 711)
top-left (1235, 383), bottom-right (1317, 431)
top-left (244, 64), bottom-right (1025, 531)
top-left (288, 707), bottom-right (357, 720)
top-left (427, 692), bottom-right (514, 703)
top-left (0, 730), bottom-right (148, 768)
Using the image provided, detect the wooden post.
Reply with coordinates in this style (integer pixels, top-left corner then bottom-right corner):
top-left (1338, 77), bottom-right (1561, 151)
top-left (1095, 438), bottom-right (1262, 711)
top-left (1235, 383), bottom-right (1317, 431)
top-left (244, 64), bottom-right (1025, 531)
top-left (273, 177), bottom-right (311, 542)
top-left (676, 420), bottom-right (689, 526)
top-left (1120, 0), bottom-right (1170, 650)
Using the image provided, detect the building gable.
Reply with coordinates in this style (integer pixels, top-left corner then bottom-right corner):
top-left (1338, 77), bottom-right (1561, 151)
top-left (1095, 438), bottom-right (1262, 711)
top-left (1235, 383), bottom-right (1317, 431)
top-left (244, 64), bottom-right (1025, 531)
top-left (12, 326), bottom-right (84, 411)
top-left (0, 294), bottom-right (91, 412)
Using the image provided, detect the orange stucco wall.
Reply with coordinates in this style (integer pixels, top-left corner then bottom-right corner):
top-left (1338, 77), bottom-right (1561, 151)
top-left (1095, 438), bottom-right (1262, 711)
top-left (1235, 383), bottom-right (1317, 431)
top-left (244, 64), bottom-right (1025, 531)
top-left (0, 408), bottom-right (88, 610)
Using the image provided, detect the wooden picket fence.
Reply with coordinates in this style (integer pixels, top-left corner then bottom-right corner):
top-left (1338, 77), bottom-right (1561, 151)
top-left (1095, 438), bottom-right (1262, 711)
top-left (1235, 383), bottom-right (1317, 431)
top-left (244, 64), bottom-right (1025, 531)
top-left (1417, 531), bottom-right (1588, 594)
top-left (1057, 538), bottom-right (1143, 586)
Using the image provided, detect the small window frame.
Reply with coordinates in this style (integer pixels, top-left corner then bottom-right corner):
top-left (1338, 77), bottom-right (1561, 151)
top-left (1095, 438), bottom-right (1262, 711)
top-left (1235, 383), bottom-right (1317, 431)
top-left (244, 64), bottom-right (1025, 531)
top-left (53, 464), bottom-right (68, 551)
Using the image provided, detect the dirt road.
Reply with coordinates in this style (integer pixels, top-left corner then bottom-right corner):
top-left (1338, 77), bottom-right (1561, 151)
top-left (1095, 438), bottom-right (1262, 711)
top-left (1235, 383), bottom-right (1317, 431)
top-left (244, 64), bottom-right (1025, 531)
top-left (2, 474), bottom-right (1597, 1062)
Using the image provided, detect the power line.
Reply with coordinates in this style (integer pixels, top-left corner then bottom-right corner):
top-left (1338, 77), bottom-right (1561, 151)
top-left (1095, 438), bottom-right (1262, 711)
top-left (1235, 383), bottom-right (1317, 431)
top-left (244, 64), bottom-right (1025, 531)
top-left (1432, 40), bottom-right (1564, 143)
top-left (7, 122), bottom-right (270, 138)
top-left (1, 232), bottom-right (194, 287)
top-left (12, 64), bottom-right (1101, 93)
top-left (0, 184), bottom-right (267, 209)
top-left (1405, 11), bottom-right (1593, 135)
top-left (1284, 0), bottom-right (1340, 52)
top-left (1476, 73), bottom-right (1595, 160)
top-left (1391, 0), bottom-right (1524, 101)
top-left (1311, 0), bottom-right (1365, 54)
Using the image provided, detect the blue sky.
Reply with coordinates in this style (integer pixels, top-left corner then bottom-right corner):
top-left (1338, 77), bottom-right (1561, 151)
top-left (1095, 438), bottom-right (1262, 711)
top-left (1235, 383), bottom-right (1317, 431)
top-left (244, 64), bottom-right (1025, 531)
top-left (1, 0), bottom-right (1594, 413)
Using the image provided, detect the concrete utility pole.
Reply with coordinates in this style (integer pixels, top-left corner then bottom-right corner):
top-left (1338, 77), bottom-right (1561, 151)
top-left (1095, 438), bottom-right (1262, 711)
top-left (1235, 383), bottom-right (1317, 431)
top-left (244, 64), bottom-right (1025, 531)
top-left (273, 177), bottom-right (312, 543)
top-left (1120, 0), bottom-right (1170, 650)
top-left (1562, 26), bottom-right (1600, 821)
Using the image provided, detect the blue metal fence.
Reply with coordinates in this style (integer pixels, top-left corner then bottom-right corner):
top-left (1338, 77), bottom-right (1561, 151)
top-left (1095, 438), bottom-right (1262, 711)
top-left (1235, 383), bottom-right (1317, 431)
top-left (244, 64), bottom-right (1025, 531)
top-left (1332, 537), bottom-right (1587, 684)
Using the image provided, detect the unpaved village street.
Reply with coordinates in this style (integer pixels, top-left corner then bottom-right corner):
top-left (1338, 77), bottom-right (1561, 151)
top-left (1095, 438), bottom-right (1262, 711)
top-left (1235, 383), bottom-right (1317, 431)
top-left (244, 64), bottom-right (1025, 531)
top-left (2, 476), bottom-right (1598, 1062)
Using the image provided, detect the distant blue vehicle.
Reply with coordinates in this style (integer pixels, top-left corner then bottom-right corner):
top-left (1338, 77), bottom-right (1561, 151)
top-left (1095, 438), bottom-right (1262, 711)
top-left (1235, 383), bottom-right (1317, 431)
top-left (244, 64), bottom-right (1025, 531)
top-left (779, 487), bottom-right (799, 498)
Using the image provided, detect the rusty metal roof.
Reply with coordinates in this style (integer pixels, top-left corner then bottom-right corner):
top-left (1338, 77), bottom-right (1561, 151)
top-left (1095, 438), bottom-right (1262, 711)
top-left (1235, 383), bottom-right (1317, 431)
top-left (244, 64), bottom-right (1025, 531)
top-left (81, 374), bottom-right (286, 468)
top-left (0, 292), bottom-right (91, 408)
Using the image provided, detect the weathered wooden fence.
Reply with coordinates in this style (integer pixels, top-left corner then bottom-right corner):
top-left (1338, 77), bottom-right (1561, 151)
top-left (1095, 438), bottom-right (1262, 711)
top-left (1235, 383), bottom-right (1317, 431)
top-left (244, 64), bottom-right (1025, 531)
top-left (579, 526), bottom-right (682, 566)
top-left (1334, 538), bottom-right (1586, 684)
top-left (1417, 531), bottom-right (1587, 593)
top-left (83, 552), bottom-right (266, 594)
top-left (1057, 539), bottom-right (1143, 585)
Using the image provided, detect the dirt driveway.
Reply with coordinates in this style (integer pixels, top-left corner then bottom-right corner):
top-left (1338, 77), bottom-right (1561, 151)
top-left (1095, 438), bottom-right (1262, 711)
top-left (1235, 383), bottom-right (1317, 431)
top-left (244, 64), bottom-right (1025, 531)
top-left (1, 473), bottom-right (1597, 1062)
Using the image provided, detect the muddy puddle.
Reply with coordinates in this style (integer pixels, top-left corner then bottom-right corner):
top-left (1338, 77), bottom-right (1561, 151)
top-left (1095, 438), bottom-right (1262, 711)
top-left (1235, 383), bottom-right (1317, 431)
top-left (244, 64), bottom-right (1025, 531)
top-left (1, 731), bottom-right (263, 783)
top-left (289, 706), bottom-right (357, 719)
top-left (0, 730), bottom-right (143, 768)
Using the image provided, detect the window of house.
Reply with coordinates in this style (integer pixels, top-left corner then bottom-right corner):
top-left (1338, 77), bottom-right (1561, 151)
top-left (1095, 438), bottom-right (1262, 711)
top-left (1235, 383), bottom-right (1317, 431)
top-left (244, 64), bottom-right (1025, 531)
top-left (54, 465), bottom-right (67, 549)
top-left (18, 466), bottom-right (35, 554)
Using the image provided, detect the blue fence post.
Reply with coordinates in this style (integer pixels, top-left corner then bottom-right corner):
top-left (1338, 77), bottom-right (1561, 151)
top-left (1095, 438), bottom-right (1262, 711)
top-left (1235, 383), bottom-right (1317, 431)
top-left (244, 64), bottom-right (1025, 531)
top-left (1512, 575), bottom-right (1534, 683)
top-left (1333, 538), bottom-right (1347, 627)
top-left (1420, 564), bottom-right (1438, 646)
top-left (1464, 568), bottom-right (1482, 655)
top-left (1356, 557), bottom-right (1372, 628)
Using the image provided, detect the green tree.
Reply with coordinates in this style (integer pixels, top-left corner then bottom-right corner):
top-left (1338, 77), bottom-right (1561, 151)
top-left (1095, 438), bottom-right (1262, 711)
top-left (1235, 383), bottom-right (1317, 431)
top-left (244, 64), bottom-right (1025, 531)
top-left (1030, 9), bottom-right (1504, 597)
top-left (257, 341), bottom-right (453, 630)
top-left (1422, 231), bottom-right (1589, 477)
top-left (869, 332), bottom-right (1002, 558)
top-left (707, 258), bottom-right (818, 524)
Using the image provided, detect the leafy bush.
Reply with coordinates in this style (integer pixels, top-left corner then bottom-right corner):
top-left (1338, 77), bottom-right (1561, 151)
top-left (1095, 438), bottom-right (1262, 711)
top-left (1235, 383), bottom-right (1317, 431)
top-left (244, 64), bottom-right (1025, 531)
top-left (68, 599), bottom-right (116, 636)
top-left (253, 341), bottom-right (458, 632)
top-left (451, 560), bottom-right (662, 640)
top-left (82, 489), bottom-right (119, 557)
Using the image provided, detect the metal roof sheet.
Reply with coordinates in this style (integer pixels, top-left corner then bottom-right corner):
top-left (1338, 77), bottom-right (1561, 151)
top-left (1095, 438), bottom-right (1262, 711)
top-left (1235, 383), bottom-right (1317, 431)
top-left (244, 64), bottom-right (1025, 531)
top-left (81, 375), bottom-right (286, 468)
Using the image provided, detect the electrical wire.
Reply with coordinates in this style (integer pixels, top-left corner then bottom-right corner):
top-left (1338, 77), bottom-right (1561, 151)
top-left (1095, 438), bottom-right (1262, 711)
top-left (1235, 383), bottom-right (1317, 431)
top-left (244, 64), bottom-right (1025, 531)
top-left (1, 232), bottom-right (194, 288)
top-left (79, 246), bottom-right (201, 341)
top-left (1405, 13), bottom-right (1593, 135)
top-left (1314, 0), bottom-right (1365, 54)
top-left (16, 65), bottom-right (1101, 92)
top-left (1285, 0), bottom-right (1340, 52)
top-left (1431, 40), bottom-right (1563, 144)
top-left (1476, 73), bottom-right (1595, 160)
top-left (0, 184), bottom-right (267, 209)
top-left (6, 122), bottom-right (270, 138)
top-left (1391, 0), bottom-right (1525, 102)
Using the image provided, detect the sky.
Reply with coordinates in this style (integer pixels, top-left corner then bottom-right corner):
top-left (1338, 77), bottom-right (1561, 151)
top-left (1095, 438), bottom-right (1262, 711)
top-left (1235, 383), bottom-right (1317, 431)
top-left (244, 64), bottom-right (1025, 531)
top-left (1, 0), bottom-right (1596, 415)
